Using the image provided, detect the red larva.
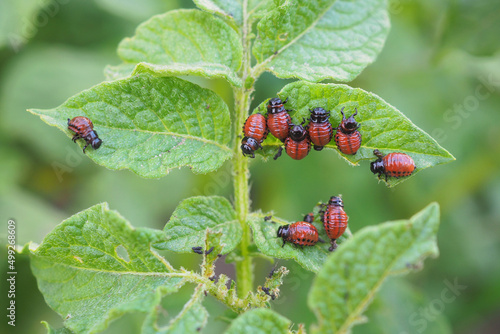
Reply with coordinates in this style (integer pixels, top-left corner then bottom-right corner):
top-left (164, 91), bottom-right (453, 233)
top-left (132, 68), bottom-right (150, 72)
top-left (277, 221), bottom-right (319, 248)
top-left (285, 138), bottom-right (311, 160)
top-left (275, 121), bottom-right (311, 160)
top-left (241, 113), bottom-right (268, 158)
top-left (334, 107), bottom-right (362, 155)
top-left (267, 97), bottom-right (292, 141)
top-left (308, 107), bottom-right (333, 151)
top-left (67, 116), bottom-right (102, 153)
top-left (322, 196), bottom-right (348, 251)
top-left (243, 113), bottom-right (268, 142)
top-left (370, 149), bottom-right (416, 181)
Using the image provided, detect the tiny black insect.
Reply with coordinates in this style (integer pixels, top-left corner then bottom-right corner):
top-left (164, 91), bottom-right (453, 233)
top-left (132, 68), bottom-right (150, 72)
top-left (268, 266), bottom-right (277, 278)
top-left (192, 246), bottom-right (203, 255)
top-left (262, 287), bottom-right (276, 300)
top-left (205, 246), bottom-right (214, 255)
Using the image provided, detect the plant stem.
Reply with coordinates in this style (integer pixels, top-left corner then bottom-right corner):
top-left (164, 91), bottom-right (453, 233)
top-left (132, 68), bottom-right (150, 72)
top-left (233, 0), bottom-right (254, 299)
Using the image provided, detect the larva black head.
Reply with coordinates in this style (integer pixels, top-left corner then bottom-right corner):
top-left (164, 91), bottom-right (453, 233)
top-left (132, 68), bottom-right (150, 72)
top-left (289, 122), bottom-right (307, 141)
top-left (277, 224), bottom-right (290, 238)
top-left (269, 97), bottom-right (283, 107)
top-left (87, 131), bottom-right (102, 149)
top-left (309, 107), bottom-right (330, 123)
top-left (267, 97), bottom-right (288, 114)
top-left (92, 137), bottom-right (102, 149)
top-left (339, 107), bottom-right (360, 133)
top-left (370, 159), bottom-right (384, 175)
top-left (328, 196), bottom-right (344, 207)
top-left (241, 137), bottom-right (259, 157)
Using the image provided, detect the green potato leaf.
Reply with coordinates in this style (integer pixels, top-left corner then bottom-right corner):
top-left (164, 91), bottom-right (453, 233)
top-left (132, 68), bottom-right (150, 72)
top-left (155, 196), bottom-right (242, 254)
top-left (29, 203), bottom-right (185, 334)
top-left (252, 0), bottom-right (390, 82)
top-left (107, 9), bottom-right (242, 86)
top-left (28, 73), bottom-right (233, 178)
top-left (252, 81), bottom-right (455, 187)
top-left (308, 202), bottom-right (441, 334)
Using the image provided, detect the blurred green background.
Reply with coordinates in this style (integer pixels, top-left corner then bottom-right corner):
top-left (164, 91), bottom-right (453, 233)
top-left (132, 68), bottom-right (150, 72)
top-left (1, 0), bottom-right (499, 333)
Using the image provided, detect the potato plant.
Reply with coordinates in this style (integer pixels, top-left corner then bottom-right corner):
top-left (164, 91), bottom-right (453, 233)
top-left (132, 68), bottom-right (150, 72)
top-left (27, 1), bottom-right (454, 333)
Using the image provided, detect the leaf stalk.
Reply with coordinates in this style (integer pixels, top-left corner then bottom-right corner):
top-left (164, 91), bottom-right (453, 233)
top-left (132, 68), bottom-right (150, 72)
top-left (233, 0), bottom-right (255, 299)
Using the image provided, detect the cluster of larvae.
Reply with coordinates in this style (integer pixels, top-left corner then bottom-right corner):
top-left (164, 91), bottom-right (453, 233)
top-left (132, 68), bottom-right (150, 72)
top-left (272, 195), bottom-right (348, 252)
top-left (241, 98), bottom-right (416, 181)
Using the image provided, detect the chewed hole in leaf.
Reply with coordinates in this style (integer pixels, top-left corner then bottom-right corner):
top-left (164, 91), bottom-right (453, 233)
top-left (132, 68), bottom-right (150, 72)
top-left (115, 245), bottom-right (130, 262)
top-left (154, 305), bottom-right (170, 327)
top-left (278, 32), bottom-right (288, 41)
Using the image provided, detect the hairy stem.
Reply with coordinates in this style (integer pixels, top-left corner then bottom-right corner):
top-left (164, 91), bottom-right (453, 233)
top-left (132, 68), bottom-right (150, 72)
top-left (233, 0), bottom-right (254, 298)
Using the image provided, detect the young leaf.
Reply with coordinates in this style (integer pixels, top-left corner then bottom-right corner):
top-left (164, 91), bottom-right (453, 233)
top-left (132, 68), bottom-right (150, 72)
top-left (224, 308), bottom-right (291, 334)
top-left (252, 0), bottom-right (390, 82)
top-left (142, 285), bottom-right (208, 334)
top-left (308, 202), bottom-right (441, 334)
top-left (29, 203), bottom-right (186, 334)
top-left (201, 229), bottom-right (225, 278)
top-left (253, 81), bottom-right (455, 187)
top-left (155, 196), bottom-right (242, 254)
top-left (259, 266), bottom-right (290, 302)
top-left (28, 73), bottom-right (233, 178)
top-left (107, 9), bottom-right (243, 86)
top-left (193, 0), bottom-right (275, 26)
top-left (247, 212), bottom-right (350, 273)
